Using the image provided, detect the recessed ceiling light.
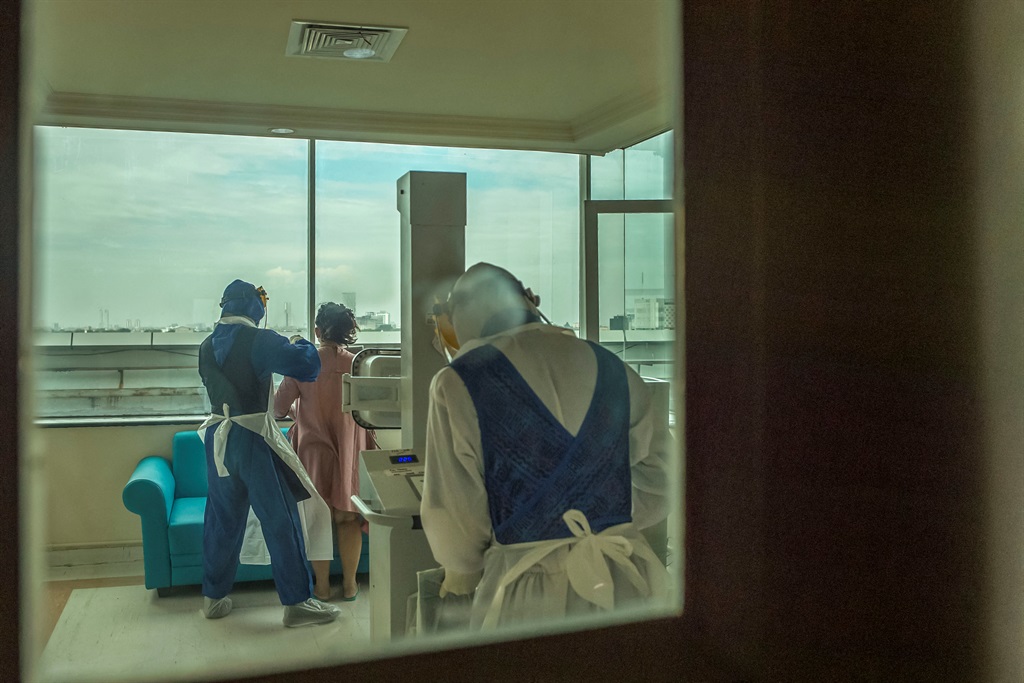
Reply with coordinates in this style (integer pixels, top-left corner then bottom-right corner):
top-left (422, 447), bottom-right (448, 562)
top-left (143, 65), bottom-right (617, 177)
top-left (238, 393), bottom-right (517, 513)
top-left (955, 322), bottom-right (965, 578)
top-left (343, 47), bottom-right (376, 59)
top-left (269, 128), bottom-right (295, 135)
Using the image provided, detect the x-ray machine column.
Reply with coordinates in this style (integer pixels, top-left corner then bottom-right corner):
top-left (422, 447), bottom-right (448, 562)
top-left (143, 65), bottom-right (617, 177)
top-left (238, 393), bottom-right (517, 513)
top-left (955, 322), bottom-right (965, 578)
top-left (399, 171), bottom-right (466, 456)
top-left (359, 172), bottom-right (465, 641)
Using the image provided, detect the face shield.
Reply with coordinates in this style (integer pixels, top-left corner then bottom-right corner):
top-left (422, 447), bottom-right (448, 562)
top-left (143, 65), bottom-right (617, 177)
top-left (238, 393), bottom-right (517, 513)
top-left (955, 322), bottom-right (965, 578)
top-left (431, 295), bottom-right (461, 363)
top-left (429, 275), bottom-right (553, 364)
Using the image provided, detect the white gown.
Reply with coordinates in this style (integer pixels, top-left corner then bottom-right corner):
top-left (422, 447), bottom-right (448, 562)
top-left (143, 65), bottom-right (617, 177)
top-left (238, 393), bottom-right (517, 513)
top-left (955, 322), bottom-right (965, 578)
top-left (420, 323), bottom-right (672, 628)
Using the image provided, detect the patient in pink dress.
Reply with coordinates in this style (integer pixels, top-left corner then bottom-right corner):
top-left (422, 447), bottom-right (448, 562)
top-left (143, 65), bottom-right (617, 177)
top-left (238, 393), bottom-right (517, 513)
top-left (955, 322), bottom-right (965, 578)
top-left (274, 302), bottom-right (376, 601)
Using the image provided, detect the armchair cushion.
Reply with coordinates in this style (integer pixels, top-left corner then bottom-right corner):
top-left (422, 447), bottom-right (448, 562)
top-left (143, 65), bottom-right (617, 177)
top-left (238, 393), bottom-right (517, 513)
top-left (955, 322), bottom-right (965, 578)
top-left (167, 497), bottom-right (206, 556)
top-left (172, 432), bottom-right (208, 498)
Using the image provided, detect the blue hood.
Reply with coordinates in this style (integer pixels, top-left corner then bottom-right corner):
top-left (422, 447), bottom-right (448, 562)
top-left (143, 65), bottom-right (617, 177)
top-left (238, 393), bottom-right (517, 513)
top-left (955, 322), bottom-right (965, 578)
top-left (220, 279), bottom-right (265, 324)
top-left (213, 280), bottom-right (265, 366)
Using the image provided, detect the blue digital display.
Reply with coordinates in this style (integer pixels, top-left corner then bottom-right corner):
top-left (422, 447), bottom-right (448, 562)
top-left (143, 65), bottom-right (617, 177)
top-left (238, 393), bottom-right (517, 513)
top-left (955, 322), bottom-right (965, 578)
top-left (389, 454), bottom-right (418, 464)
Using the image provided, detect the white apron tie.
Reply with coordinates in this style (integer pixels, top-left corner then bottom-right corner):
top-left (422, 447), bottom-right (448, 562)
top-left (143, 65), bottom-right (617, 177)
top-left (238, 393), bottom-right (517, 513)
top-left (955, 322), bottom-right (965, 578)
top-left (481, 509), bottom-right (659, 629)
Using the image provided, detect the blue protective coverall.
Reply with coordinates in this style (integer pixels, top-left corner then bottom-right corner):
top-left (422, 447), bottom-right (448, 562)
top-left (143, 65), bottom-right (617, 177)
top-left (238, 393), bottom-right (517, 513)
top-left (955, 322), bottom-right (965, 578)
top-left (197, 280), bottom-right (321, 605)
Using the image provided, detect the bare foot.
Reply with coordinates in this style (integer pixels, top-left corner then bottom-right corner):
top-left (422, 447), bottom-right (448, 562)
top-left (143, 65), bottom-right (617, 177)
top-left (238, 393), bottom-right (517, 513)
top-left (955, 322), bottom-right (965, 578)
top-left (314, 584), bottom-right (332, 601)
top-left (341, 583), bottom-right (358, 601)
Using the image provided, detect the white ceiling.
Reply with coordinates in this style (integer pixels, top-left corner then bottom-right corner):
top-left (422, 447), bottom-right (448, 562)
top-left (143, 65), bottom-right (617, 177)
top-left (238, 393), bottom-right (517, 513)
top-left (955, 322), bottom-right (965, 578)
top-left (27, 0), bottom-right (677, 154)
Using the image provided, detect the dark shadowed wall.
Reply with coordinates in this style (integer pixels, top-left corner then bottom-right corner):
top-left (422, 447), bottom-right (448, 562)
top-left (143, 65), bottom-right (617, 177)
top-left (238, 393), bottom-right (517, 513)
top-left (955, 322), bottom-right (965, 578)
top-left (684, 1), bottom-right (1022, 680)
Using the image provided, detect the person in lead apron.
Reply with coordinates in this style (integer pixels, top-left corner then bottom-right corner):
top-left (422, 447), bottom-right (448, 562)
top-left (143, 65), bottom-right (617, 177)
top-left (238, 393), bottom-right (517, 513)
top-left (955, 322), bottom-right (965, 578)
top-left (197, 279), bottom-right (341, 627)
top-left (420, 263), bottom-right (671, 629)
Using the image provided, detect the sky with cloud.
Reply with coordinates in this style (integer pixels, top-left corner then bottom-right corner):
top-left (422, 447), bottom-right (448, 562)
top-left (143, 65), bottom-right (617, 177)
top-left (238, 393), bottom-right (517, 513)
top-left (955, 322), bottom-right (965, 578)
top-left (33, 127), bottom-right (671, 331)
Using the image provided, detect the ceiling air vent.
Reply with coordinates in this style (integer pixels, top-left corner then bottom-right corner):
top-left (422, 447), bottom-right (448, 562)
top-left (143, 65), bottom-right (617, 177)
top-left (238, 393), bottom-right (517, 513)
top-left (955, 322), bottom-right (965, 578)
top-left (286, 21), bottom-right (408, 63)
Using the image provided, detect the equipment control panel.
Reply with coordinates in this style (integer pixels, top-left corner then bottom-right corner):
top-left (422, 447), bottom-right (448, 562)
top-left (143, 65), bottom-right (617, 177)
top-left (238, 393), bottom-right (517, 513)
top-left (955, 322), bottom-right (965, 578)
top-left (357, 448), bottom-right (425, 519)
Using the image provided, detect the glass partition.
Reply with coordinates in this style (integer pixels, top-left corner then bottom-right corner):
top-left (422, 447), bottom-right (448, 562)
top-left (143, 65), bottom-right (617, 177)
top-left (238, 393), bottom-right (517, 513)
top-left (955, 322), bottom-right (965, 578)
top-left (24, 1), bottom-right (680, 681)
top-left (28, 131), bottom-right (681, 683)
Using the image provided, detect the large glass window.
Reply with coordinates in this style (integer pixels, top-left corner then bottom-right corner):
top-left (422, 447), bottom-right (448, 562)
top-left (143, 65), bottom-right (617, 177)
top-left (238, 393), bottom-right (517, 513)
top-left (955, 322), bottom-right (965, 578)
top-left (28, 125), bottom-right (680, 680)
top-left (33, 127), bottom-right (309, 417)
top-left (598, 212), bottom-right (675, 383)
top-left (587, 130), bottom-right (675, 417)
top-left (35, 127), bottom-right (310, 334)
top-left (33, 129), bottom-right (581, 418)
top-left (314, 141), bottom-right (580, 343)
top-left (33, 127), bottom-right (670, 421)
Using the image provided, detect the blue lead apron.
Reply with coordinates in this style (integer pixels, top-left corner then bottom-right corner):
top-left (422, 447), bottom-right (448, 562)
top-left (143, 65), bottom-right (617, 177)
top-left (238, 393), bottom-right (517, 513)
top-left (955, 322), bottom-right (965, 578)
top-left (451, 341), bottom-right (654, 625)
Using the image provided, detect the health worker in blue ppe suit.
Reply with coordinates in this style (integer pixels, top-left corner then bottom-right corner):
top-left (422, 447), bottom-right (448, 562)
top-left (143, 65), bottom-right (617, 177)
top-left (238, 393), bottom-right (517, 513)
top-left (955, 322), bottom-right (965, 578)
top-left (421, 263), bottom-right (671, 630)
top-left (197, 279), bottom-right (340, 627)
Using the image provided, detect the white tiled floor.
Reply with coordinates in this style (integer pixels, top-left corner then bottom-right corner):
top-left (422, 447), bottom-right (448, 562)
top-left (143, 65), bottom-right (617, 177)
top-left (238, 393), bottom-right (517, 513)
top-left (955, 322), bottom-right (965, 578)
top-left (40, 576), bottom-right (373, 683)
top-left (40, 545), bottom-right (376, 683)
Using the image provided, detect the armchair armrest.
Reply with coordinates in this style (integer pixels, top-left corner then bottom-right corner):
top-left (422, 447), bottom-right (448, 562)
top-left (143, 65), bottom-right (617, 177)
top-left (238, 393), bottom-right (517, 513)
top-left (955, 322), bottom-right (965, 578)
top-left (123, 456), bottom-right (175, 522)
top-left (122, 456), bottom-right (175, 590)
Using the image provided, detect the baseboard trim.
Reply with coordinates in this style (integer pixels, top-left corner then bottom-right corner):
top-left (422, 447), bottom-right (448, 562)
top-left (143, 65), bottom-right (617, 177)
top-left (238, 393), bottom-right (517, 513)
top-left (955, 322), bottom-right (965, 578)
top-left (47, 545), bottom-right (146, 581)
top-left (47, 541), bottom-right (143, 553)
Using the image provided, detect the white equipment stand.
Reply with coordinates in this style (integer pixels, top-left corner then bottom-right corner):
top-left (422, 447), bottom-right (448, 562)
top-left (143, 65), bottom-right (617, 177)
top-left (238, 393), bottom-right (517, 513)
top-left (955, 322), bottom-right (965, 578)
top-left (350, 450), bottom-right (437, 641)
top-left (346, 171), bottom-right (466, 641)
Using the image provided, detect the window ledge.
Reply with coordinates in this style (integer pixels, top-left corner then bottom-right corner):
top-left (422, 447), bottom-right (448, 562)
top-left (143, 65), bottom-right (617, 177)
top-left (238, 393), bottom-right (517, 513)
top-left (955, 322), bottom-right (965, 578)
top-left (34, 415), bottom-right (294, 429)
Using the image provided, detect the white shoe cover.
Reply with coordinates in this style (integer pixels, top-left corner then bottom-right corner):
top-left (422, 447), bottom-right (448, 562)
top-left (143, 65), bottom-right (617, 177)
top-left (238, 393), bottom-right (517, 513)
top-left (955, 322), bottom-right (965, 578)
top-left (203, 596), bottom-right (232, 619)
top-left (282, 598), bottom-right (341, 628)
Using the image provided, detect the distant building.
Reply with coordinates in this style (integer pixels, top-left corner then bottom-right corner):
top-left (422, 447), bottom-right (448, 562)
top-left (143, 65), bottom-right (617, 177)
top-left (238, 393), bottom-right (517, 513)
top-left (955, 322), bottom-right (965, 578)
top-left (662, 301), bottom-right (676, 330)
top-left (632, 297), bottom-right (675, 330)
top-left (609, 314), bottom-right (632, 331)
top-left (633, 298), bottom-right (661, 329)
top-left (355, 311), bottom-right (391, 330)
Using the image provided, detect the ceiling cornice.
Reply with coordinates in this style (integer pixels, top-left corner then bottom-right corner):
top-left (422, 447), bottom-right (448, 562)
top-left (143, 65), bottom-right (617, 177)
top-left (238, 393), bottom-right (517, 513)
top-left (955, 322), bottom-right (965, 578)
top-left (570, 88), bottom-right (668, 143)
top-left (38, 89), bottom-right (669, 155)
top-left (40, 91), bottom-right (569, 139)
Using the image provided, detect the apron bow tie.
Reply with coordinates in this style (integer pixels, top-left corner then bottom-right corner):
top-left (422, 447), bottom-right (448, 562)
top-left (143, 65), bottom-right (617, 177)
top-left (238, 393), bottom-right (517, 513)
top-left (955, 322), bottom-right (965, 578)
top-left (482, 509), bottom-right (654, 628)
top-left (562, 509), bottom-right (648, 611)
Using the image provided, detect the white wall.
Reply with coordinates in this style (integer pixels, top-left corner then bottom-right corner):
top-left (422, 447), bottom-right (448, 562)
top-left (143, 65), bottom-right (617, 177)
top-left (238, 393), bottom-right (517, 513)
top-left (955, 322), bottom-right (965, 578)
top-left (38, 423), bottom-right (402, 549)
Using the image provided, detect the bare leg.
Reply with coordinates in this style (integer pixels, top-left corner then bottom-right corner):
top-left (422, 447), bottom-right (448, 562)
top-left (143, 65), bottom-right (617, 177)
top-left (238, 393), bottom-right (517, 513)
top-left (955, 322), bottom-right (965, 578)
top-left (311, 559), bottom-right (331, 601)
top-left (336, 511), bottom-right (362, 599)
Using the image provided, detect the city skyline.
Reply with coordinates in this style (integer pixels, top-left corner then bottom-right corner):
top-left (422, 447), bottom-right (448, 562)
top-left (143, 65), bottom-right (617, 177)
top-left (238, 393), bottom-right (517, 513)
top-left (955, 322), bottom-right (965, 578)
top-left (36, 296), bottom-right (678, 335)
top-left (38, 304), bottom-right (400, 333)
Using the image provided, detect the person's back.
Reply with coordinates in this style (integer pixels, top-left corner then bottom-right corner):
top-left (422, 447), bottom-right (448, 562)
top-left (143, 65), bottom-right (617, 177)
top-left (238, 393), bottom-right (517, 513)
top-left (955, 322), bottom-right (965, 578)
top-left (421, 263), bottom-right (669, 629)
top-left (200, 326), bottom-right (263, 414)
top-left (277, 343), bottom-right (356, 452)
top-left (274, 301), bottom-right (373, 602)
top-left (469, 325), bottom-right (597, 434)
top-left (197, 280), bottom-right (341, 627)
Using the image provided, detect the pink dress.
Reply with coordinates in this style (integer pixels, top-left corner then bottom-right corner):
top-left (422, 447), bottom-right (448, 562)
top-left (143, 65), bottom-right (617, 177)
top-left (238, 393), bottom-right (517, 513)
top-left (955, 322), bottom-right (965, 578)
top-left (274, 342), bottom-right (376, 512)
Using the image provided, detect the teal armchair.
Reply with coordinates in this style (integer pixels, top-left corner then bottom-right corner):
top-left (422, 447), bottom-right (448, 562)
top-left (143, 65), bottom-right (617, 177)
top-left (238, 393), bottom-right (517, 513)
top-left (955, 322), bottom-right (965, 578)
top-left (123, 430), bottom-right (368, 596)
